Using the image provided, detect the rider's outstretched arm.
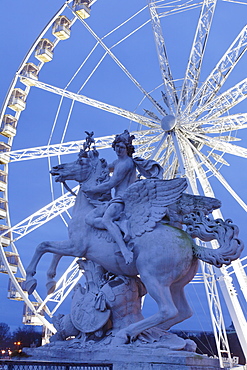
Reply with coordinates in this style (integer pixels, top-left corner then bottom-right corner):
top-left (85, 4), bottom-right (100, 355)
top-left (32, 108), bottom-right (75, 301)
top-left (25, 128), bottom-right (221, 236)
top-left (83, 160), bottom-right (132, 196)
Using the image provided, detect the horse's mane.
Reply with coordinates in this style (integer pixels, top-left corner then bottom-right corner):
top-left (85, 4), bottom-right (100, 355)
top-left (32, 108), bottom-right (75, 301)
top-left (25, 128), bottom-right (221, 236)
top-left (88, 152), bottom-right (112, 202)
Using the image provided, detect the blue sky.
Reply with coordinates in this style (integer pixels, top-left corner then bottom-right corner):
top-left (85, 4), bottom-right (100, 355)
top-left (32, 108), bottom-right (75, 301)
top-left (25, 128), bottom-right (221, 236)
top-left (0, 0), bottom-right (247, 338)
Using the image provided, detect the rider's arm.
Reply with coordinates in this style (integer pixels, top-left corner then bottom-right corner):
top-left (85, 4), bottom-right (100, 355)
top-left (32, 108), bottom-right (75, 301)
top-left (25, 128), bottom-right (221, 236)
top-left (84, 160), bottom-right (131, 195)
top-left (108, 161), bottom-right (115, 173)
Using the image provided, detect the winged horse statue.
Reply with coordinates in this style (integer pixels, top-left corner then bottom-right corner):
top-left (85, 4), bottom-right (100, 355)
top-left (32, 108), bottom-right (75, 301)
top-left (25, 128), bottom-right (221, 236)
top-left (24, 135), bottom-right (243, 345)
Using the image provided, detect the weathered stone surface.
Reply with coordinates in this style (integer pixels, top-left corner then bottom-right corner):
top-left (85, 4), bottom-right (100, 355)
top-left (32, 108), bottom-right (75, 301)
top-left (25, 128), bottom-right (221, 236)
top-left (24, 345), bottom-right (221, 370)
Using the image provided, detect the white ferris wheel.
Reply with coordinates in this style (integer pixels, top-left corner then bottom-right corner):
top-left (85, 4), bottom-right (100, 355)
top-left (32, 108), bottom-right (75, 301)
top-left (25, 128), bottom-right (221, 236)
top-left (0, 0), bottom-right (247, 366)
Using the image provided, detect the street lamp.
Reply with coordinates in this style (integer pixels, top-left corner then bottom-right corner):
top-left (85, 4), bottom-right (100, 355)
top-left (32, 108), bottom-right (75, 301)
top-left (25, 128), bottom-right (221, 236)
top-left (14, 341), bottom-right (21, 352)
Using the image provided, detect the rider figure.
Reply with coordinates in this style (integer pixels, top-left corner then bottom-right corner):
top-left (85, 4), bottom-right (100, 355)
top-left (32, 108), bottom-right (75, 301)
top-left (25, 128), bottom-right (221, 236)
top-left (84, 130), bottom-right (136, 264)
top-left (84, 130), bottom-right (163, 265)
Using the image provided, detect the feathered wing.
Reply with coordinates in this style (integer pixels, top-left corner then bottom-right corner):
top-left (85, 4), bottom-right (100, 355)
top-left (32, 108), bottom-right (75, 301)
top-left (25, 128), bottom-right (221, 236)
top-left (122, 178), bottom-right (187, 238)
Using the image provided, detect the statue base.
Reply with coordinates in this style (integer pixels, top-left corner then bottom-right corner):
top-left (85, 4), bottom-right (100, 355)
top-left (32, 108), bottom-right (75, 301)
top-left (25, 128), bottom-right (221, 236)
top-left (24, 342), bottom-right (221, 370)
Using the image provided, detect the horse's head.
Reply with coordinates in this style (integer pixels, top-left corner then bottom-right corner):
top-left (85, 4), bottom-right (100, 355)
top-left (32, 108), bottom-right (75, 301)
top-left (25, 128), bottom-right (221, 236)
top-left (50, 157), bottom-right (93, 183)
top-left (50, 149), bottom-right (110, 188)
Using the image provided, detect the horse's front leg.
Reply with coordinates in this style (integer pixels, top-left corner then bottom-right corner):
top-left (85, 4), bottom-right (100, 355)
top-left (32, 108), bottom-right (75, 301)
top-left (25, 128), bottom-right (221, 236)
top-left (46, 254), bottom-right (62, 295)
top-left (25, 241), bottom-right (48, 295)
top-left (25, 240), bottom-right (74, 295)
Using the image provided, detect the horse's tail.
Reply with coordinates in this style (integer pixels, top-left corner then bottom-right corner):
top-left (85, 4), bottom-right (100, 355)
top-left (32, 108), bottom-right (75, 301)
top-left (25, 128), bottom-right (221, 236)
top-left (183, 212), bottom-right (244, 268)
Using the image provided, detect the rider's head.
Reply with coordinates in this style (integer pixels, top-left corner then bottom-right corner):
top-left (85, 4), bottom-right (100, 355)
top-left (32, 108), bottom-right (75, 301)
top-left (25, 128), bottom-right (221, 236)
top-left (112, 130), bottom-right (135, 157)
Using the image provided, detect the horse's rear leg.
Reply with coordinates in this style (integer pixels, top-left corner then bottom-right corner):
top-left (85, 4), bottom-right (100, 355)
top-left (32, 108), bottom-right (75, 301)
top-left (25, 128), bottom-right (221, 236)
top-left (46, 254), bottom-right (62, 295)
top-left (160, 259), bottom-right (198, 330)
top-left (114, 275), bottom-right (178, 344)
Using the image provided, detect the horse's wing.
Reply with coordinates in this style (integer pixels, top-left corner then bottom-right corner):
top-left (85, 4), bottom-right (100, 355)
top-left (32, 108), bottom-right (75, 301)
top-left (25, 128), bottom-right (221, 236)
top-left (123, 178), bottom-right (187, 238)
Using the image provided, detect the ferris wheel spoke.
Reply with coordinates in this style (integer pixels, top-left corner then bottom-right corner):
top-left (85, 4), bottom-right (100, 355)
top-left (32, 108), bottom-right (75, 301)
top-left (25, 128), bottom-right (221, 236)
top-left (147, 1), bottom-right (178, 114)
top-left (164, 157), bottom-right (179, 179)
top-left (40, 259), bottom-right (83, 315)
top-left (184, 130), bottom-right (247, 158)
top-left (133, 129), bottom-right (163, 145)
top-left (134, 132), bottom-right (164, 157)
top-left (161, 135), bottom-right (175, 163)
top-left (149, 132), bottom-right (169, 161)
top-left (3, 130), bottom-right (160, 162)
top-left (2, 137), bottom-right (112, 162)
top-left (70, 12), bottom-right (152, 96)
top-left (188, 77), bottom-right (247, 121)
top-left (183, 24), bottom-right (247, 115)
top-left (72, 10), bottom-right (166, 117)
top-left (224, 0), bottom-right (247, 4)
top-left (158, 0), bottom-right (203, 17)
top-left (183, 135), bottom-right (247, 211)
top-left (181, 138), bottom-right (213, 196)
top-left (158, 140), bottom-right (179, 179)
top-left (173, 131), bottom-right (198, 192)
top-left (178, 0), bottom-right (217, 112)
top-left (186, 113), bottom-right (247, 133)
top-left (28, 79), bottom-right (160, 128)
top-left (2, 188), bottom-right (78, 241)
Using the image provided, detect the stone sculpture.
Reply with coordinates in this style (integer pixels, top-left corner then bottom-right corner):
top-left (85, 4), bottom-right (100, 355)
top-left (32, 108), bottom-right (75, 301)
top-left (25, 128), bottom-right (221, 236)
top-left (50, 259), bottom-right (196, 351)
top-left (84, 129), bottom-right (164, 264)
top-left (24, 130), bottom-right (244, 347)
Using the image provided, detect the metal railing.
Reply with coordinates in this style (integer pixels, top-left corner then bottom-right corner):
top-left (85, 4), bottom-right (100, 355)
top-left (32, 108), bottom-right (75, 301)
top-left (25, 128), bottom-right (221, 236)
top-left (0, 360), bottom-right (112, 370)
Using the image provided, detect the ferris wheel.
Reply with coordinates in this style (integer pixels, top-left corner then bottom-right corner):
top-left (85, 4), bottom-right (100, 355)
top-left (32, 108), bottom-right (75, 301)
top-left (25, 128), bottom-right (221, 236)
top-left (0, 0), bottom-right (247, 366)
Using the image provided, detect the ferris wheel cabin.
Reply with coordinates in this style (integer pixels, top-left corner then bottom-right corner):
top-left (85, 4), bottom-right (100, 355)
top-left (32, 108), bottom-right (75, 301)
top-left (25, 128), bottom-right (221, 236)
top-left (52, 15), bottom-right (71, 40)
top-left (0, 198), bottom-right (7, 219)
top-left (0, 170), bottom-right (7, 192)
top-left (1, 114), bottom-right (17, 138)
top-left (7, 88), bottom-right (26, 112)
top-left (8, 277), bottom-right (26, 300)
top-left (20, 63), bottom-right (39, 87)
top-left (0, 142), bottom-right (10, 164)
top-left (0, 225), bottom-right (10, 247)
top-left (23, 302), bottom-right (44, 326)
top-left (0, 251), bottom-right (18, 274)
top-left (35, 38), bottom-right (54, 63)
top-left (72, 0), bottom-right (91, 19)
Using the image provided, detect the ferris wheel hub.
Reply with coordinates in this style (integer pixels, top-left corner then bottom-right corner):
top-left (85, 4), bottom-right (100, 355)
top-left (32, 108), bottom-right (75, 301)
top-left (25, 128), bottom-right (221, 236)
top-left (161, 115), bottom-right (176, 132)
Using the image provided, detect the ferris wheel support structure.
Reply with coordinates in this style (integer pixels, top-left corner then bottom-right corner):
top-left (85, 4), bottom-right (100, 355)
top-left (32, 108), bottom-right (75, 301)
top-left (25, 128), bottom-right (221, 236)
top-left (172, 131), bottom-right (233, 366)
top-left (157, 0), bottom-right (247, 352)
top-left (173, 126), bottom-right (247, 363)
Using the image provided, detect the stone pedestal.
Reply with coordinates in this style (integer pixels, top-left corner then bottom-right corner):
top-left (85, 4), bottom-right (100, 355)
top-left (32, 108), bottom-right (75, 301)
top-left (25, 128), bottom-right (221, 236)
top-left (24, 344), bottom-right (221, 370)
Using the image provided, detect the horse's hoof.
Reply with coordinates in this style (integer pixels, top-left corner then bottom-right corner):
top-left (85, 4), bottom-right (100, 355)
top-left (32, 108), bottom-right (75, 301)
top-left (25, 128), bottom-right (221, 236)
top-left (111, 331), bottom-right (130, 346)
top-left (24, 278), bottom-right (37, 295)
top-left (46, 280), bottom-right (56, 295)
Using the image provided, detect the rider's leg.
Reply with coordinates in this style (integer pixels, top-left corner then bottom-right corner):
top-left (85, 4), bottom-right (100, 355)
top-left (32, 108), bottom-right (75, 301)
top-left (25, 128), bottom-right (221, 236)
top-left (116, 218), bottom-right (131, 242)
top-left (102, 203), bottom-right (133, 265)
top-left (85, 206), bottom-right (106, 229)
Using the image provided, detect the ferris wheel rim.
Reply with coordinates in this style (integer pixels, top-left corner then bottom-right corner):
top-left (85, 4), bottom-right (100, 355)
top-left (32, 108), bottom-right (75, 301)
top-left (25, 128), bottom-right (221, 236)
top-left (0, 0), bottom-right (246, 352)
